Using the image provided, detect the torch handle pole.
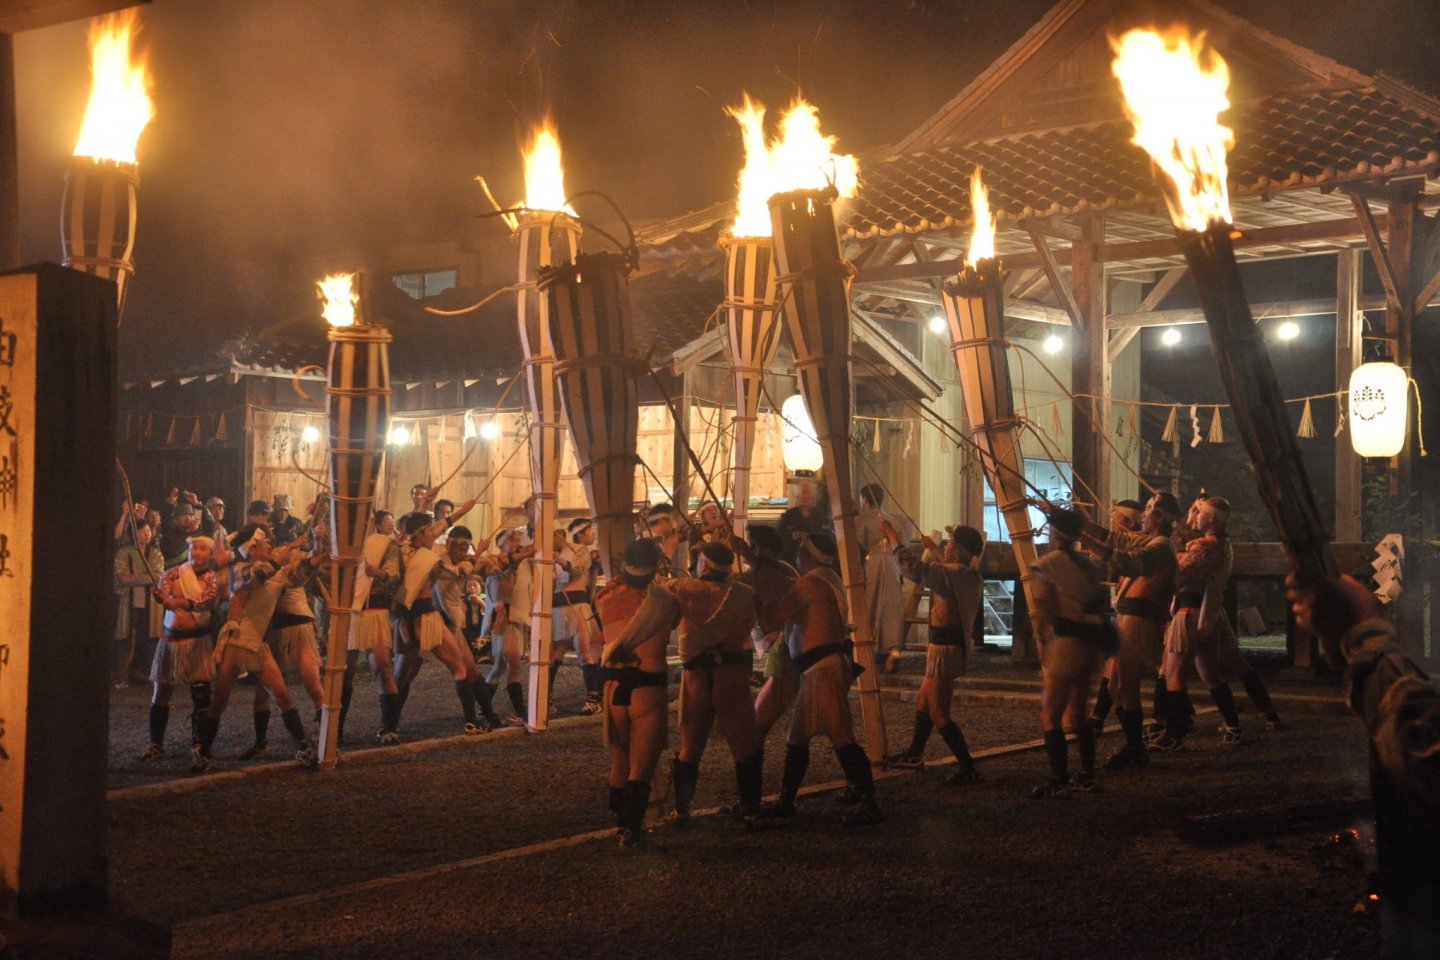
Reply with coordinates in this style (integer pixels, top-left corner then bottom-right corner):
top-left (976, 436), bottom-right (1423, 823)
top-left (318, 570), bottom-right (356, 769)
top-left (1181, 227), bottom-right (1338, 585)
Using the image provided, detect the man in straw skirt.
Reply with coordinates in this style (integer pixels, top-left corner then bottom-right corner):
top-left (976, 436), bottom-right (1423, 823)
top-left (194, 525), bottom-right (328, 772)
top-left (615, 541), bottom-right (763, 822)
top-left (391, 505), bottom-right (491, 735)
top-left (551, 518), bottom-right (603, 715)
top-left (597, 539), bottom-right (672, 847)
top-left (1076, 492), bottom-right (1181, 770)
top-left (885, 520), bottom-right (984, 785)
top-left (349, 510), bottom-right (405, 744)
top-left (1030, 506), bottom-right (1113, 798)
top-left (140, 535), bottom-right (220, 766)
top-left (476, 527), bottom-right (536, 725)
top-left (756, 531), bottom-right (881, 825)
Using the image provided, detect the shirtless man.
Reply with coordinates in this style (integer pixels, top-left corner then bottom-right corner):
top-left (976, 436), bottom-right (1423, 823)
top-left (1078, 492), bottom-right (1180, 770)
top-left (435, 525), bottom-right (502, 729)
top-left (1030, 507), bottom-right (1112, 797)
top-left (886, 520), bottom-right (984, 785)
top-left (476, 528), bottom-right (537, 724)
top-left (597, 539), bottom-right (672, 846)
top-left (552, 519), bottom-right (602, 715)
top-left (757, 532), bottom-right (881, 824)
top-left (642, 502), bottom-right (690, 577)
top-left (194, 525), bottom-right (328, 772)
top-left (140, 535), bottom-right (220, 766)
top-left (737, 525), bottom-right (800, 741)
top-left (1088, 499), bottom-right (1143, 731)
top-left (615, 541), bottom-right (763, 821)
top-left (392, 503), bottom-right (489, 734)
top-left (349, 510), bottom-right (405, 744)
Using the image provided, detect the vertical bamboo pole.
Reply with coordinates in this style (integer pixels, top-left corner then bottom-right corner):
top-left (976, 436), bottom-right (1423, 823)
top-left (515, 211), bottom-right (581, 731)
top-left (722, 236), bottom-right (783, 536)
top-left (768, 187), bottom-right (887, 762)
top-left (941, 259), bottom-right (1038, 658)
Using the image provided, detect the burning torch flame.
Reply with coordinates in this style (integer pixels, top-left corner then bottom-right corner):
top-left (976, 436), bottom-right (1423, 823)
top-left (517, 116), bottom-right (576, 224)
top-left (966, 167), bottom-right (996, 267)
top-left (1111, 27), bottom-right (1234, 232)
top-left (317, 273), bottom-right (358, 328)
top-left (726, 94), bottom-right (860, 238)
top-left (72, 10), bottom-right (155, 165)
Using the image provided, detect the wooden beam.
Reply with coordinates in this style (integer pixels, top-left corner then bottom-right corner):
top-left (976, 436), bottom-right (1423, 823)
top-left (1107, 326), bottom-right (1139, 360)
top-left (1019, 216), bottom-right (1082, 242)
top-left (1348, 193), bottom-right (1401, 309)
top-left (854, 215), bottom-right (1400, 285)
top-left (851, 312), bottom-right (944, 400)
top-left (0, 0), bottom-right (145, 33)
top-left (1026, 226), bottom-right (1084, 326)
top-left (1334, 248), bottom-right (1363, 542)
top-left (1106, 293), bottom-right (1408, 329)
top-left (1412, 262), bottom-right (1440, 317)
top-left (1140, 267), bottom-right (1187, 312)
top-left (1071, 218), bottom-right (1107, 517)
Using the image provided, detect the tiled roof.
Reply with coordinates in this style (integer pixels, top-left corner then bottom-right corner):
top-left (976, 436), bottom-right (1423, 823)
top-left (846, 86), bottom-right (1440, 240)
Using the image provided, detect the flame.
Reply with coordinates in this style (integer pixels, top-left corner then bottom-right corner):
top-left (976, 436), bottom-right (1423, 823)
top-left (1111, 27), bottom-right (1234, 231)
top-left (317, 273), bottom-right (358, 328)
top-left (966, 167), bottom-right (996, 266)
top-left (72, 10), bottom-right (155, 164)
top-left (519, 117), bottom-right (576, 219)
top-left (726, 94), bottom-right (859, 238)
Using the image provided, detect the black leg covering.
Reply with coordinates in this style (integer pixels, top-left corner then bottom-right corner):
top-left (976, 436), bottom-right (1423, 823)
top-left (1209, 684), bottom-right (1240, 728)
top-left (1178, 687), bottom-right (1196, 725)
top-left (280, 707), bottom-right (308, 746)
top-left (608, 785), bottom-right (626, 824)
top-left (1151, 677), bottom-right (1168, 721)
top-left (378, 692), bottom-right (399, 734)
top-left (780, 744), bottom-right (810, 806)
top-left (1164, 688), bottom-right (1190, 740)
top-left (734, 751), bottom-right (765, 813)
top-left (1075, 724), bottom-right (1096, 777)
top-left (548, 660), bottom-right (562, 697)
top-left (252, 709), bottom-right (271, 747)
top-left (338, 685), bottom-right (353, 742)
top-left (1043, 728), bottom-right (1068, 782)
top-left (1092, 676), bottom-right (1113, 723)
top-left (455, 680), bottom-right (478, 724)
top-left (473, 678), bottom-right (499, 720)
top-left (671, 758), bottom-right (700, 817)
top-left (581, 663), bottom-right (601, 699)
top-left (396, 681), bottom-right (412, 714)
top-left (189, 681), bottom-right (212, 712)
top-left (937, 721), bottom-right (976, 772)
top-left (834, 742), bottom-right (875, 798)
top-left (148, 704), bottom-right (168, 746)
top-left (1119, 707), bottom-right (1144, 750)
top-left (506, 681), bottom-right (526, 717)
top-left (621, 780), bottom-right (649, 834)
top-left (906, 711), bottom-right (934, 758)
top-left (194, 712), bottom-right (220, 758)
top-left (1240, 670), bottom-right (1275, 714)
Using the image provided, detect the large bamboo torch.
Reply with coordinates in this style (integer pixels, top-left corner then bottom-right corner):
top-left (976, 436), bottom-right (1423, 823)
top-left (61, 10), bottom-right (153, 323)
top-left (316, 272), bottom-right (391, 768)
top-left (941, 169), bottom-right (1039, 659)
top-left (769, 184), bottom-right (887, 762)
top-left (540, 251), bottom-right (640, 578)
top-left (509, 118), bottom-right (581, 731)
top-left (722, 97), bottom-right (858, 535)
top-left (1111, 29), bottom-right (1336, 585)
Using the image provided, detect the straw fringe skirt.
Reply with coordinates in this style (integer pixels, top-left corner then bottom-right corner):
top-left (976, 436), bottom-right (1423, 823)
top-left (350, 609), bottom-right (393, 653)
top-left (415, 611), bottom-right (446, 653)
top-left (269, 622), bottom-right (318, 668)
top-left (150, 635), bottom-right (216, 685)
top-left (214, 630), bottom-right (265, 674)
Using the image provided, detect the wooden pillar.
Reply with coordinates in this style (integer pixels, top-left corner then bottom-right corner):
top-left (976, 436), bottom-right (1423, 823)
top-left (1070, 217), bottom-right (1106, 517)
top-left (1334, 248), bottom-right (1363, 542)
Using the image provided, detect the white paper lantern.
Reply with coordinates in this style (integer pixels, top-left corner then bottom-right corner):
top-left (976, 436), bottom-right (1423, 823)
top-left (1349, 362), bottom-right (1409, 458)
top-left (780, 393), bottom-right (824, 475)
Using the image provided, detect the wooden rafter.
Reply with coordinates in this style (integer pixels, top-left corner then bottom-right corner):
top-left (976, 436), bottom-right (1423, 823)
top-left (1347, 193), bottom-right (1401, 309)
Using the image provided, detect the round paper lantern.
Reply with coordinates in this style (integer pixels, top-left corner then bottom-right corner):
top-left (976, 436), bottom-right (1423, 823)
top-left (780, 393), bottom-right (824, 475)
top-left (1349, 361), bottom-right (1409, 458)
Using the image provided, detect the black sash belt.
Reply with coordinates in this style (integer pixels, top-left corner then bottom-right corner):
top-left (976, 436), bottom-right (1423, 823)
top-left (552, 591), bottom-right (592, 608)
top-left (793, 642), bottom-right (845, 674)
top-left (682, 649), bottom-right (751, 671)
top-left (1116, 598), bottom-right (1169, 621)
top-left (271, 612), bottom-right (314, 630)
top-left (1055, 618), bottom-right (1116, 644)
top-left (604, 666), bottom-right (667, 707)
top-left (928, 626), bottom-right (966, 647)
top-left (1174, 590), bottom-right (1205, 610)
top-left (163, 624), bottom-right (210, 641)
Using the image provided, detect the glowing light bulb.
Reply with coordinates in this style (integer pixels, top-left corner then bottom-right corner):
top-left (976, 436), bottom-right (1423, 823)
top-left (1277, 320), bottom-right (1299, 341)
top-left (1043, 334), bottom-right (1064, 354)
top-left (301, 425), bottom-right (321, 444)
top-left (480, 420), bottom-right (502, 441)
top-left (389, 424), bottom-right (411, 446)
top-left (1161, 327), bottom-right (1182, 346)
top-left (927, 314), bottom-right (947, 334)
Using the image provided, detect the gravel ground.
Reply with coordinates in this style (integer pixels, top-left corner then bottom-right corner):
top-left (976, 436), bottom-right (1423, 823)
top-left (104, 650), bottom-right (1382, 960)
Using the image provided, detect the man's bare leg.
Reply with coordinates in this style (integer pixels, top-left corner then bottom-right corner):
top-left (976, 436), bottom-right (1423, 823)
top-left (712, 666), bottom-right (764, 815)
top-left (673, 672), bottom-right (715, 822)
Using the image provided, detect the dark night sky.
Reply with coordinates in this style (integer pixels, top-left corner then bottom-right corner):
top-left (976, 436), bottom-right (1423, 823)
top-left (14, 0), bottom-right (1440, 344)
